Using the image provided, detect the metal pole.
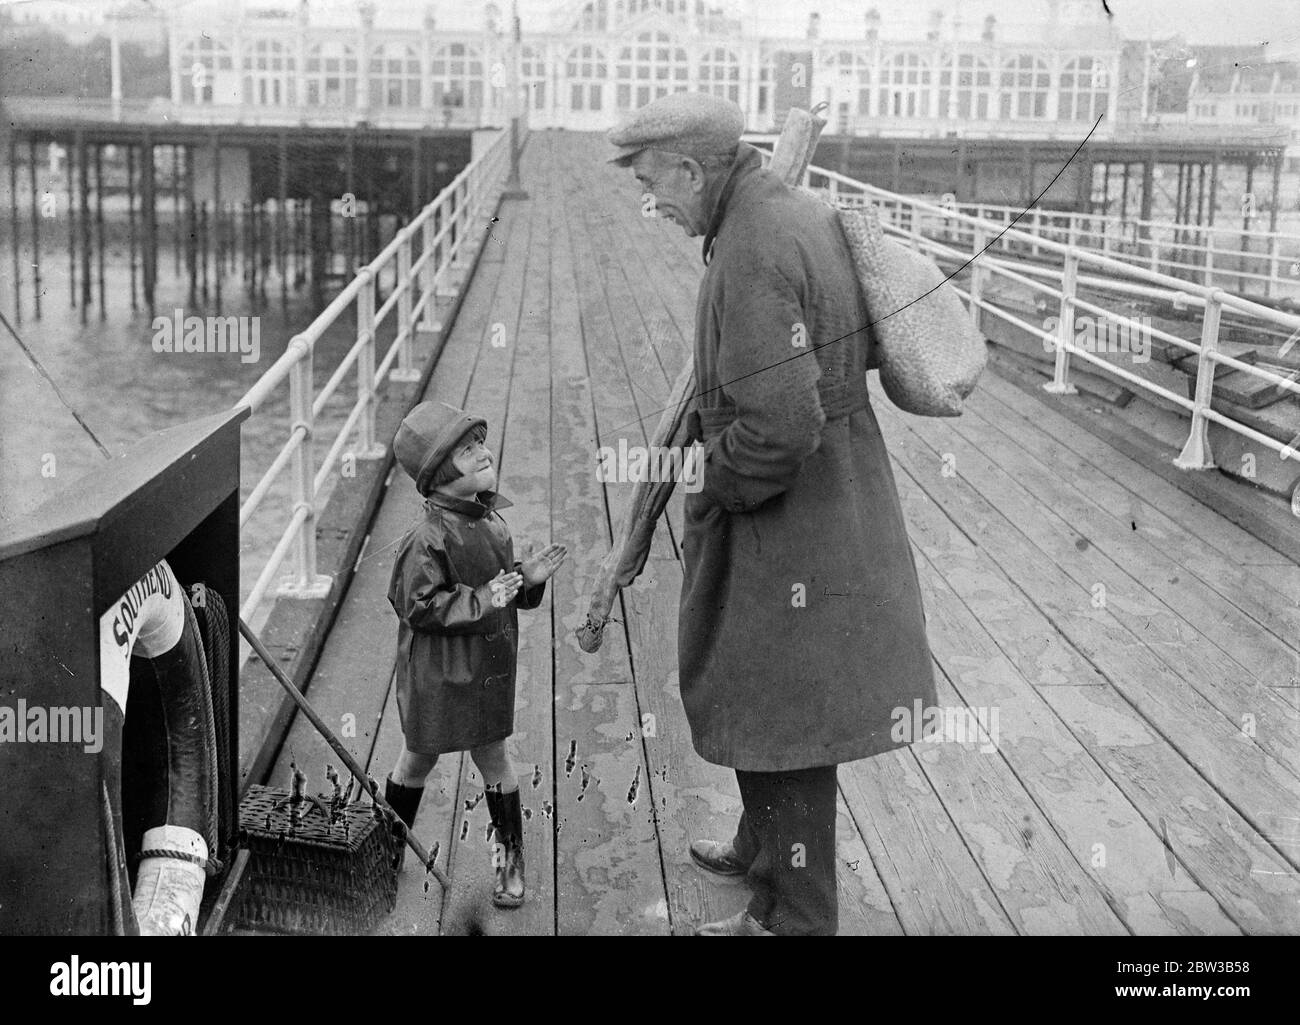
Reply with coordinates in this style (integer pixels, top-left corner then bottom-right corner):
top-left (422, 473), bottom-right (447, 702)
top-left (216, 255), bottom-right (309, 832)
top-left (1045, 251), bottom-right (1079, 396)
top-left (1174, 291), bottom-right (1223, 470)
top-left (393, 227), bottom-right (420, 381)
top-left (501, 4), bottom-right (529, 200)
top-left (355, 268), bottom-right (385, 458)
top-left (282, 336), bottom-right (331, 599)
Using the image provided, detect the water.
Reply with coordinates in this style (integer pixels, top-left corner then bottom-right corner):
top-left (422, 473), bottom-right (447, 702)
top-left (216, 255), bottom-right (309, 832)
top-left (0, 210), bottom-right (394, 616)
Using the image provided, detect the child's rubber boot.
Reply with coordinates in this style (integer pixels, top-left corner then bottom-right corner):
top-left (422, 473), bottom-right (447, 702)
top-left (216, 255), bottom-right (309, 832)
top-left (485, 787), bottom-right (525, 908)
top-left (384, 776), bottom-right (424, 872)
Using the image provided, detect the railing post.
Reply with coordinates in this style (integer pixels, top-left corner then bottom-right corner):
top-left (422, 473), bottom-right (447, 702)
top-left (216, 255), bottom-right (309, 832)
top-left (355, 267), bottom-right (386, 458)
top-left (279, 335), bottom-right (332, 600)
top-left (968, 222), bottom-right (986, 331)
top-left (1265, 234), bottom-right (1279, 299)
top-left (1204, 228), bottom-right (1216, 287)
top-left (1174, 289), bottom-right (1223, 470)
top-left (1045, 251), bottom-right (1080, 395)
top-left (392, 228), bottom-right (421, 382)
top-left (419, 212), bottom-right (441, 330)
top-left (1030, 209), bottom-right (1041, 256)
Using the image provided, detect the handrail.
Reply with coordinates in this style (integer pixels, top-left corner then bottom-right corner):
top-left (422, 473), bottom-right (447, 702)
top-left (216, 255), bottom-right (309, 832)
top-left (232, 127), bottom-right (516, 622)
top-left (754, 145), bottom-right (1300, 512)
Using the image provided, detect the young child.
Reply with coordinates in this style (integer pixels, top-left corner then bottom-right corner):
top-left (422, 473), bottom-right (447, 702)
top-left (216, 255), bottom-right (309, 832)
top-left (385, 401), bottom-right (566, 908)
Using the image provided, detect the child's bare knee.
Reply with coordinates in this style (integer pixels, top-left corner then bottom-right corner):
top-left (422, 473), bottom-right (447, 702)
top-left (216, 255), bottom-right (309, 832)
top-left (393, 748), bottom-right (437, 785)
top-left (470, 741), bottom-right (512, 783)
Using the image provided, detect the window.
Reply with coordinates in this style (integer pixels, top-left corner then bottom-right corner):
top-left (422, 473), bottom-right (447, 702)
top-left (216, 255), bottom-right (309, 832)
top-left (698, 47), bottom-right (740, 104)
top-left (521, 45), bottom-right (546, 111)
top-left (567, 44), bottom-right (607, 112)
top-left (940, 54), bottom-right (992, 119)
top-left (886, 52), bottom-right (931, 117)
top-left (616, 32), bottom-right (690, 110)
top-left (432, 43), bottom-right (484, 109)
top-left (1060, 56), bottom-right (1109, 121)
top-left (180, 35), bottom-right (233, 103)
top-left (243, 39), bottom-right (293, 106)
top-left (1000, 54), bottom-right (1049, 118)
top-left (832, 49), bottom-right (874, 116)
top-left (305, 41), bottom-right (358, 107)
top-left (369, 42), bottom-right (421, 108)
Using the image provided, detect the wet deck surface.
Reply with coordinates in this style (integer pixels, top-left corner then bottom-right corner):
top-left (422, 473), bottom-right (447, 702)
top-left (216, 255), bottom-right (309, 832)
top-left (270, 131), bottom-right (1300, 936)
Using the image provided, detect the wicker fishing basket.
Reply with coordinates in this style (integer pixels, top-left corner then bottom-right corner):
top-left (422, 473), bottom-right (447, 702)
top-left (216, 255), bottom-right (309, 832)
top-left (231, 785), bottom-right (398, 935)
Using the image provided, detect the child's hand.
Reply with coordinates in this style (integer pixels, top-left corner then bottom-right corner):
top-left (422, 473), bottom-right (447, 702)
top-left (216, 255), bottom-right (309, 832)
top-left (520, 543), bottom-right (568, 586)
top-left (488, 569), bottom-right (523, 608)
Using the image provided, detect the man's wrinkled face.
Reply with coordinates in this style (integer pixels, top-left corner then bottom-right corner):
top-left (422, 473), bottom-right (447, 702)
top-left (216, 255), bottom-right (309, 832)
top-left (630, 150), bottom-right (707, 237)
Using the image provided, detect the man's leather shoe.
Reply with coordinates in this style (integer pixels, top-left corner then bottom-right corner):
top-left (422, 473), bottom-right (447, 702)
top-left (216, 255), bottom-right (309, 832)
top-left (696, 910), bottom-right (775, 936)
top-left (689, 838), bottom-right (750, 877)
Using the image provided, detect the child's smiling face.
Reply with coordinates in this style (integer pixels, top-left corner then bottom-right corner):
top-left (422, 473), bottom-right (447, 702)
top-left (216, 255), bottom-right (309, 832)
top-left (441, 435), bottom-right (497, 497)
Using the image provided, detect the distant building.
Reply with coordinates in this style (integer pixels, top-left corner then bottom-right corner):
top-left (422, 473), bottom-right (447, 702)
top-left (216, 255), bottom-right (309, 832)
top-left (0, 0), bottom-right (167, 51)
top-left (1186, 54), bottom-right (1300, 160)
top-left (166, 0), bottom-right (1123, 138)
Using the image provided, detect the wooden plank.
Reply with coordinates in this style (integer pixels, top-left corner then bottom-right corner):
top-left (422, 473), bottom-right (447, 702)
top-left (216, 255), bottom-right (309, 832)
top-left (550, 134), bottom-right (669, 934)
top-left (925, 397), bottom-right (1300, 783)
top-left (877, 404), bottom-right (1300, 905)
top-left (984, 357), bottom-right (1300, 566)
top-left (909, 664), bottom-right (1129, 934)
top-left (975, 370), bottom-right (1300, 627)
top-left (839, 749), bottom-right (1017, 935)
top-left (899, 484), bottom-right (1242, 933)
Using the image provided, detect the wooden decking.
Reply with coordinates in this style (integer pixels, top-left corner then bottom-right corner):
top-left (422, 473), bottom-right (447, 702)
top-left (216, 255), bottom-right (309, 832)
top-left (269, 131), bottom-right (1300, 936)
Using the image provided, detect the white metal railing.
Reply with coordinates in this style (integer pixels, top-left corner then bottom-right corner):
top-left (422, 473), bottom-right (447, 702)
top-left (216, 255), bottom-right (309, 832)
top-left (756, 148), bottom-right (1300, 512)
top-left (233, 126), bottom-right (515, 623)
top-left (931, 201), bottom-right (1300, 299)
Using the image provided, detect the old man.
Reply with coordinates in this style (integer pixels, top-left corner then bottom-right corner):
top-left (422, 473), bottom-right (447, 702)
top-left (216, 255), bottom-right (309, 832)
top-left (607, 92), bottom-right (938, 936)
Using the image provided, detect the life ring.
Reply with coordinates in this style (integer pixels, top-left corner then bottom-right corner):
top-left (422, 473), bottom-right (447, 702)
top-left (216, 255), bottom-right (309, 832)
top-left (97, 559), bottom-right (218, 936)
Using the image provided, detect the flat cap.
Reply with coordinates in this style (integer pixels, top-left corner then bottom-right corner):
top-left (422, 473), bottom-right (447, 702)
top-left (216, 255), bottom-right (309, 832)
top-left (607, 91), bottom-right (745, 166)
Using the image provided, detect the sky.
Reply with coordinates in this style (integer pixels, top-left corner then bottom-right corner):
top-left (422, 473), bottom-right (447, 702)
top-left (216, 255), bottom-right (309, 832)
top-left (5, 0), bottom-right (1300, 51)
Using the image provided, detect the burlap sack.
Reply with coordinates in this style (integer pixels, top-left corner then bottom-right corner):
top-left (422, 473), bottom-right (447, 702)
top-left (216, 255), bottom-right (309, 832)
top-left (833, 201), bottom-right (986, 417)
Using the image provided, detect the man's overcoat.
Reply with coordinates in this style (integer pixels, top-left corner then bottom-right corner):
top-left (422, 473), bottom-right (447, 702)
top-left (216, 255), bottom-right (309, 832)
top-left (679, 142), bottom-right (938, 771)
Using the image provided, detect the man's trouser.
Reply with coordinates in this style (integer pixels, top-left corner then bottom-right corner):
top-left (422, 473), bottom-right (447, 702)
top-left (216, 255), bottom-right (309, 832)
top-left (732, 764), bottom-right (838, 936)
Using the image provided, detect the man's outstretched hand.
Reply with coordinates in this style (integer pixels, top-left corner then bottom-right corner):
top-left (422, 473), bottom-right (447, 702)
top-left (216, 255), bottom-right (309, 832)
top-left (520, 543), bottom-right (568, 586)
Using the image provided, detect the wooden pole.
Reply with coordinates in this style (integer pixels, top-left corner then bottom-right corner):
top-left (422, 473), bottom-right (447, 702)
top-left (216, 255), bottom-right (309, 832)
top-left (172, 145), bottom-right (181, 276)
top-left (8, 133), bottom-right (20, 322)
top-left (79, 130), bottom-right (91, 324)
top-left (127, 144), bottom-right (138, 312)
top-left (212, 136), bottom-right (222, 307)
top-left (95, 143), bottom-right (105, 319)
top-left (28, 137), bottom-right (41, 319)
top-left (278, 132), bottom-right (288, 304)
top-left (68, 136), bottom-right (77, 308)
top-left (142, 133), bottom-right (157, 315)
